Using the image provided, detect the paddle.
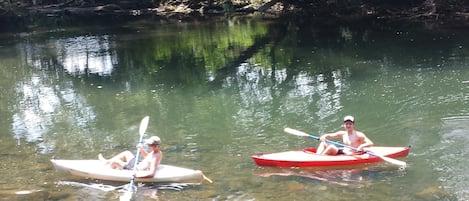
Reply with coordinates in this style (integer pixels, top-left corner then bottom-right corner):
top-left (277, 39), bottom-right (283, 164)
top-left (121, 116), bottom-right (150, 200)
top-left (283, 128), bottom-right (407, 167)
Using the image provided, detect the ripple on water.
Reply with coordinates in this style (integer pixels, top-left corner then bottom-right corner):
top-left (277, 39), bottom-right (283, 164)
top-left (435, 115), bottom-right (469, 200)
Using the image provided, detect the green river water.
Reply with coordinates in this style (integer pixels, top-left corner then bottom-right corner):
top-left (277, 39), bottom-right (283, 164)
top-left (0, 17), bottom-right (468, 201)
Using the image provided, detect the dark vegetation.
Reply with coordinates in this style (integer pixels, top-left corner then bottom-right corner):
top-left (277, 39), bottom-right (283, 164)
top-left (1, 0), bottom-right (468, 27)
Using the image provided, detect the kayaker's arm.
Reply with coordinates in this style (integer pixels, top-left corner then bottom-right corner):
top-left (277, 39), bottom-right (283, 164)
top-left (139, 148), bottom-right (148, 158)
top-left (135, 152), bottom-right (163, 178)
top-left (356, 132), bottom-right (374, 151)
top-left (320, 131), bottom-right (343, 141)
top-left (137, 143), bottom-right (148, 158)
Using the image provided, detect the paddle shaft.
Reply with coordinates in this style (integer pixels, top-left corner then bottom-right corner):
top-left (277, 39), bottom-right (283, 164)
top-left (311, 134), bottom-right (392, 161)
top-left (308, 134), bottom-right (364, 153)
top-left (284, 128), bottom-right (360, 150)
top-left (128, 116), bottom-right (150, 191)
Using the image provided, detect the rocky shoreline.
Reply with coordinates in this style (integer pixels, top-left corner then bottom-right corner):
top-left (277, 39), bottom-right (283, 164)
top-left (1, 1), bottom-right (468, 29)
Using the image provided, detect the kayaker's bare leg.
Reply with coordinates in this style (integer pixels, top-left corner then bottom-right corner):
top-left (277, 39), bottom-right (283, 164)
top-left (316, 142), bottom-right (327, 154)
top-left (98, 153), bottom-right (107, 162)
top-left (316, 142), bottom-right (339, 155)
top-left (98, 154), bottom-right (116, 168)
top-left (323, 145), bottom-right (339, 155)
top-left (99, 151), bottom-right (135, 169)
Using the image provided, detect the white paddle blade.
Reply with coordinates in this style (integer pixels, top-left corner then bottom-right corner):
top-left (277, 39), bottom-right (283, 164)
top-left (367, 150), bottom-right (407, 167)
top-left (284, 128), bottom-right (310, 137)
top-left (119, 190), bottom-right (133, 201)
top-left (139, 116), bottom-right (150, 136)
top-left (380, 155), bottom-right (407, 167)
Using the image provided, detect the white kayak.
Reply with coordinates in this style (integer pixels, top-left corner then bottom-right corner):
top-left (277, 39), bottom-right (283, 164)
top-left (51, 159), bottom-right (205, 183)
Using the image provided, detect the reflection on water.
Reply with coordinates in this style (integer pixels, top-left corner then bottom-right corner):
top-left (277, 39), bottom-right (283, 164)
top-left (12, 75), bottom-right (57, 143)
top-left (53, 180), bottom-right (203, 200)
top-left (20, 35), bottom-right (115, 76)
top-left (58, 35), bottom-right (116, 76)
top-left (11, 70), bottom-right (96, 153)
top-left (229, 62), bottom-right (346, 135)
top-left (257, 169), bottom-right (365, 187)
top-left (254, 164), bottom-right (403, 188)
top-left (12, 33), bottom-right (108, 151)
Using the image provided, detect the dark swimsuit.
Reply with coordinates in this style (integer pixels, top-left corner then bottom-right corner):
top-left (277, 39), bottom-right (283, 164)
top-left (337, 148), bottom-right (364, 155)
top-left (123, 158), bottom-right (136, 170)
top-left (337, 148), bottom-right (345, 155)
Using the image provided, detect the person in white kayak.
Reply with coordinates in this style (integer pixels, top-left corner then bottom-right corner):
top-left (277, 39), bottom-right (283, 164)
top-left (316, 116), bottom-right (374, 155)
top-left (99, 136), bottom-right (163, 178)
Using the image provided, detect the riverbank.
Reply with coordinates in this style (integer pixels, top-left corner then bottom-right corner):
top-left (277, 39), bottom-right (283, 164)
top-left (0, 1), bottom-right (275, 32)
top-left (1, 0), bottom-right (468, 32)
top-left (0, 1), bottom-right (275, 19)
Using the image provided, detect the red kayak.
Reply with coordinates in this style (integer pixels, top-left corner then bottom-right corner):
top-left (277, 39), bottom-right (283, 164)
top-left (252, 146), bottom-right (410, 167)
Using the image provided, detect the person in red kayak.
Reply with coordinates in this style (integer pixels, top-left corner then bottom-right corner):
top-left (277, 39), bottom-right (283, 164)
top-left (99, 136), bottom-right (163, 178)
top-left (316, 116), bottom-right (374, 155)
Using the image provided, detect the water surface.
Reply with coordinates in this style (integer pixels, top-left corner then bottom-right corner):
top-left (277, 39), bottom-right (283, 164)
top-left (0, 17), bottom-right (468, 201)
